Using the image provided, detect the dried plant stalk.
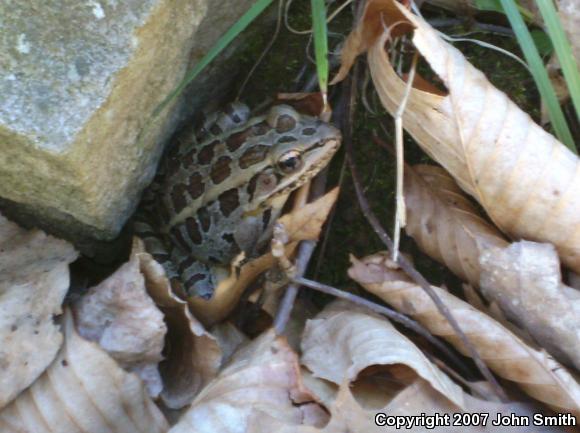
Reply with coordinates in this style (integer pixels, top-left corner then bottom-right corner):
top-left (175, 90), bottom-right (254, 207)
top-left (349, 253), bottom-right (580, 417)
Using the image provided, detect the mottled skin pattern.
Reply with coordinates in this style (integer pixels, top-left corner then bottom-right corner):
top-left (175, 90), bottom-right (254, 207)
top-left (136, 103), bottom-right (341, 299)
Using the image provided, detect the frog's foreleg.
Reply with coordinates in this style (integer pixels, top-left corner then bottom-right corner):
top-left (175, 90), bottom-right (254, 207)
top-left (271, 222), bottom-right (297, 279)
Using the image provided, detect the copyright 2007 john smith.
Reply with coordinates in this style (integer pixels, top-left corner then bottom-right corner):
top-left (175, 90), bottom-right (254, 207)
top-left (374, 412), bottom-right (577, 429)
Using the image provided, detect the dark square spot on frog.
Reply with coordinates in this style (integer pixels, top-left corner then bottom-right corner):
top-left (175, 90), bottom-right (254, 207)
top-left (185, 273), bottom-right (206, 289)
top-left (170, 183), bottom-right (189, 213)
top-left (247, 173), bottom-right (260, 200)
top-left (170, 226), bottom-right (192, 251)
top-left (152, 252), bottom-right (170, 264)
top-left (188, 172), bottom-right (205, 199)
top-left (225, 104), bottom-right (243, 123)
top-left (276, 114), bottom-right (297, 133)
top-left (178, 255), bottom-right (197, 274)
top-left (185, 217), bottom-right (203, 245)
top-left (222, 232), bottom-right (235, 244)
top-left (226, 129), bottom-right (252, 152)
top-left (197, 206), bottom-right (211, 232)
top-left (262, 208), bottom-right (272, 230)
top-left (211, 156), bottom-right (232, 184)
top-left (210, 124), bottom-right (223, 136)
top-left (302, 127), bottom-right (317, 136)
top-left (197, 140), bottom-right (218, 165)
top-left (239, 145), bottom-right (269, 169)
top-left (278, 136), bottom-right (298, 143)
top-left (218, 188), bottom-right (240, 217)
top-left (165, 156), bottom-right (182, 176)
top-left (252, 122), bottom-right (271, 136)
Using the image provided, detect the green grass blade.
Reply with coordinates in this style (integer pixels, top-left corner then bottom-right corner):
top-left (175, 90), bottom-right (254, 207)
top-left (535, 0), bottom-right (580, 121)
top-left (153, 0), bottom-right (274, 117)
top-left (311, 0), bottom-right (329, 96)
top-left (500, 0), bottom-right (576, 152)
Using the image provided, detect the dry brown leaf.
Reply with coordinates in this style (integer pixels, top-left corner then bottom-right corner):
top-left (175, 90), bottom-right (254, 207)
top-left (405, 164), bottom-right (508, 287)
top-left (480, 241), bottom-right (580, 371)
top-left (74, 243), bottom-right (166, 397)
top-left (349, 252), bottom-right (580, 417)
top-left (337, 0), bottom-right (580, 273)
top-left (0, 213), bottom-right (77, 410)
top-left (253, 302), bottom-right (536, 433)
top-left (138, 240), bottom-right (222, 409)
top-left (405, 165), bottom-right (580, 370)
top-left (0, 309), bottom-right (169, 432)
top-left (188, 188), bottom-right (338, 325)
top-left (278, 187), bottom-right (339, 242)
top-left (169, 330), bottom-right (328, 433)
top-left (301, 300), bottom-right (465, 408)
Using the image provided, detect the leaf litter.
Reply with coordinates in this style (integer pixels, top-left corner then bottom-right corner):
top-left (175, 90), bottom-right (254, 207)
top-left (2, 0), bottom-right (580, 431)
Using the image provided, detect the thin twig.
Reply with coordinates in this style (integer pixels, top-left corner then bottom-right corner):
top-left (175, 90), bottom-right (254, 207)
top-left (273, 241), bottom-right (316, 334)
top-left (294, 276), bottom-right (472, 376)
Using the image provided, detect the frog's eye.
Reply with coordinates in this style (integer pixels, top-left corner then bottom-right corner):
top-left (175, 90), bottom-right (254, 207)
top-left (277, 150), bottom-right (303, 174)
top-left (267, 105), bottom-right (300, 132)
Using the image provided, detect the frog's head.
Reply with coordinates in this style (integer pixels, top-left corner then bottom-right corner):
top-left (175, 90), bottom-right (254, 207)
top-left (252, 105), bottom-right (341, 205)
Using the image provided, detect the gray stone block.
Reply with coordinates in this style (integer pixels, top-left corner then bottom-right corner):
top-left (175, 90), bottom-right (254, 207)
top-left (0, 0), bottom-right (257, 249)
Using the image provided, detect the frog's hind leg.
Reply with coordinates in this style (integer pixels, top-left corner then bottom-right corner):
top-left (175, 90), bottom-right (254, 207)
top-left (134, 211), bottom-right (180, 282)
top-left (171, 249), bottom-right (220, 300)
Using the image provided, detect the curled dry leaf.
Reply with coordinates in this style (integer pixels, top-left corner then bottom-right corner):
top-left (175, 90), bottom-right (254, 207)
top-left (187, 187), bottom-right (339, 325)
top-left (260, 379), bottom-right (541, 433)
top-left (74, 242), bottom-right (167, 397)
top-left (169, 330), bottom-right (328, 433)
top-left (0, 310), bottom-right (169, 433)
top-left (349, 252), bottom-right (580, 417)
top-left (256, 302), bottom-right (535, 433)
top-left (480, 241), bottom-right (580, 371)
top-left (336, 0), bottom-right (580, 273)
top-left (0, 213), bottom-right (77, 410)
top-left (138, 240), bottom-right (222, 409)
top-left (405, 164), bottom-right (507, 287)
top-left (301, 300), bottom-right (465, 408)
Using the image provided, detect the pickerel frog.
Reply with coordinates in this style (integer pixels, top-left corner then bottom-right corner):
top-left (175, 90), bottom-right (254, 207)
top-left (137, 103), bottom-right (341, 299)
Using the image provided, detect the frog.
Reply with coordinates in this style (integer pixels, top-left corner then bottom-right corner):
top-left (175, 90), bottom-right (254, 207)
top-left (136, 102), bottom-right (341, 300)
